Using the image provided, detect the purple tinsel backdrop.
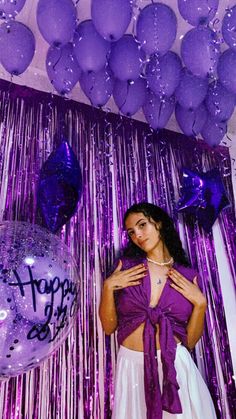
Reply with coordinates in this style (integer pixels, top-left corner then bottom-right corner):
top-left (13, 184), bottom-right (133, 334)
top-left (0, 79), bottom-right (235, 418)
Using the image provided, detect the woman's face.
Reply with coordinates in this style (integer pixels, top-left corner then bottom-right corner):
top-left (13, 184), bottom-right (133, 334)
top-left (125, 212), bottom-right (162, 253)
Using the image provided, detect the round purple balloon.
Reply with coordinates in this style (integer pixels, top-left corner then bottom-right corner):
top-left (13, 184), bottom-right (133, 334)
top-left (175, 102), bottom-right (207, 136)
top-left (46, 43), bottom-right (81, 95)
top-left (136, 3), bottom-right (177, 55)
top-left (113, 77), bottom-right (147, 116)
top-left (205, 81), bottom-right (235, 122)
top-left (109, 34), bottom-right (144, 81)
top-left (178, 0), bottom-right (219, 26)
top-left (37, 0), bottom-right (77, 46)
top-left (73, 20), bottom-right (110, 73)
top-left (181, 27), bottom-right (220, 78)
top-left (222, 6), bottom-right (236, 50)
top-left (91, 0), bottom-right (132, 42)
top-left (0, 21), bottom-right (35, 75)
top-left (80, 66), bottom-right (114, 107)
top-left (175, 68), bottom-right (208, 109)
top-left (201, 114), bottom-right (227, 147)
top-left (146, 51), bottom-right (182, 97)
top-left (0, 0), bottom-right (26, 19)
top-left (218, 49), bottom-right (236, 95)
top-left (143, 90), bottom-right (175, 130)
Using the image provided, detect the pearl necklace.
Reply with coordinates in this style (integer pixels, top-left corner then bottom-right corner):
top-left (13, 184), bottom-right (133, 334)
top-left (146, 256), bottom-right (174, 266)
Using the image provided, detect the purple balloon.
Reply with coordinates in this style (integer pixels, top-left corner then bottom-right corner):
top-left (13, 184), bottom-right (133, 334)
top-left (0, 21), bottom-right (35, 75)
top-left (37, 0), bottom-right (76, 46)
top-left (136, 3), bottom-right (177, 55)
top-left (181, 27), bottom-right (220, 78)
top-left (175, 102), bottom-right (207, 137)
top-left (0, 0), bottom-right (26, 19)
top-left (109, 34), bottom-right (144, 81)
top-left (46, 43), bottom-right (81, 95)
top-left (178, 0), bottom-right (219, 26)
top-left (143, 90), bottom-right (175, 129)
top-left (91, 0), bottom-right (132, 42)
top-left (146, 51), bottom-right (182, 97)
top-left (73, 20), bottom-right (110, 73)
top-left (175, 68), bottom-right (208, 109)
top-left (80, 66), bottom-right (114, 107)
top-left (217, 49), bottom-right (236, 95)
top-left (205, 81), bottom-right (235, 122)
top-left (222, 6), bottom-right (236, 50)
top-left (201, 114), bottom-right (227, 147)
top-left (113, 77), bottom-right (147, 116)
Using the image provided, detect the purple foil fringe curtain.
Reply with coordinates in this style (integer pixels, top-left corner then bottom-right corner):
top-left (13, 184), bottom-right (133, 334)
top-left (0, 79), bottom-right (235, 419)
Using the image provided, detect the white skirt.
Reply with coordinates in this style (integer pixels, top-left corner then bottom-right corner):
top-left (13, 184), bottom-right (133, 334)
top-left (112, 344), bottom-right (217, 419)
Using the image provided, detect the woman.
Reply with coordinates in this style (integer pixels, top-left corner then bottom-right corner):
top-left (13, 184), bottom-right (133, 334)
top-left (99, 203), bottom-right (216, 419)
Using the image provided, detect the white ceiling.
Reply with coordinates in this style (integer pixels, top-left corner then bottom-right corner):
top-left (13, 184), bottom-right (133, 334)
top-left (1, 0), bottom-right (236, 143)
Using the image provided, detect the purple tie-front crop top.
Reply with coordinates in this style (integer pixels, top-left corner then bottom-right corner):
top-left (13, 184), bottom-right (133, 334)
top-left (114, 256), bottom-right (199, 419)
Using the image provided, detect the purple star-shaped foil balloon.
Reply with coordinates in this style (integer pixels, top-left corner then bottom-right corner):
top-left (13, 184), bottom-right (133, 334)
top-left (37, 140), bottom-right (82, 233)
top-left (177, 168), bottom-right (230, 233)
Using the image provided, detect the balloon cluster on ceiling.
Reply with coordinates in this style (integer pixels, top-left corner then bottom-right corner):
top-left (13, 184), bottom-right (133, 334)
top-left (0, 0), bottom-right (236, 146)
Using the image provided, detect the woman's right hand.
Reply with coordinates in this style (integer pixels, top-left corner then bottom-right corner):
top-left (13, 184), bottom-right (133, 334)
top-left (104, 260), bottom-right (147, 291)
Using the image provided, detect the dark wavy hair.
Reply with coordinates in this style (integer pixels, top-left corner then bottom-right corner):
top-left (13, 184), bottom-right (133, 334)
top-left (123, 202), bottom-right (189, 267)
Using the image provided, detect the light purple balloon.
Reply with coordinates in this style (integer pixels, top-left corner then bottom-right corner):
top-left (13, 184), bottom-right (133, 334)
top-left (143, 90), bottom-right (175, 129)
top-left (178, 0), bottom-right (219, 26)
top-left (222, 6), bottom-right (236, 50)
top-left (218, 49), bottom-right (236, 95)
top-left (0, 21), bottom-right (35, 75)
top-left (91, 0), bottom-right (132, 42)
top-left (201, 114), bottom-right (227, 147)
top-left (181, 27), bottom-right (220, 78)
top-left (146, 51), bottom-right (182, 97)
top-left (113, 77), bottom-right (147, 116)
top-left (175, 102), bottom-right (207, 136)
top-left (73, 20), bottom-right (110, 73)
top-left (46, 43), bottom-right (81, 95)
top-left (80, 67), bottom-right (114, 107)
top-left (136, 3), bottom-right (177, 55)
top-left (109, 34), bottom-right (145, 81)
top-left (37, 0), bottom-right (76, 46)
top-left (0, 0), bottom-right (26, 19)
top-left (175, 68), bottom-right (208, 109)
top-left (205, 81), bottom-right (235, 122)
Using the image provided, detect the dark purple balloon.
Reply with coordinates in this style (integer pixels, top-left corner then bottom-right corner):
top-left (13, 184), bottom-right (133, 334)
top-left (217, 49), bottom-right (236, 95)
top-left (80, 66), bottom-right (114, 107)
top-left (113, 77), bottom-right (147, 116)
top-left (178, 0), bottom-right (219, 26)
top-left (146, 51), bottom-right (182, 97)
top-left (143, 90), bottom-right (175, 130)
top-left (91, 0), bottom-right (132, 42)
top-left (109, 34), bottom-right (145, 81)
top-left (175, 68), bottom-right (208, 109)
top-left (177, 167), bottom-right (230, 233)
top-left (37, 0), bottom-right (77, 46)
top-left (205, 81), bottom-right (235, 122)
top-left (73, 20), bottom-right (110, 73)
top-left (0, 0), bottom-right (26, 19)
top-left (181, 27), bottom-right (220, 78)
top-left (222, 5), bottom-right (236, 50)
top-left (136, 3), bottom-right (177, 55)
top-left (0, 21), bottom-right (35, 75)
top-left (37, 141), bottom-right (82, 233)
top-left (46, 43), bottom-right (81, 95)
top-left (201, 114), bottom-right (227, 147)
top-left (175, 102), bottom-right (207, 137)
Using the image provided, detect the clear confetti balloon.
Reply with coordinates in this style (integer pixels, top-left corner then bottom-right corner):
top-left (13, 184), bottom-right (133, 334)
top-left (0, 221), bottom-right (80, 377)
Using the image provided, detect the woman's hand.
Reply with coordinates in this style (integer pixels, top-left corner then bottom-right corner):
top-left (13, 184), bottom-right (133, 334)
top-left (168, 268), bottom-right (207, 308)
top-left (104, 260), bottom-right (147, 291)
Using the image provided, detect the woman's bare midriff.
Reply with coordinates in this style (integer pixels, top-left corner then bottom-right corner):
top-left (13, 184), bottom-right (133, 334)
top-left (121, 322), bottom-right (181, 351)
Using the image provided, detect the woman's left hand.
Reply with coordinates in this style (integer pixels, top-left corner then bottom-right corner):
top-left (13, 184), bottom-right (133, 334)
top-left (168, 268), bottom-right (207, 308)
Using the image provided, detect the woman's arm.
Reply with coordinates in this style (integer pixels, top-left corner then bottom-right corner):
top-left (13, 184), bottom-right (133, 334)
top-left (186, 300), bottom-right (207, 350)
